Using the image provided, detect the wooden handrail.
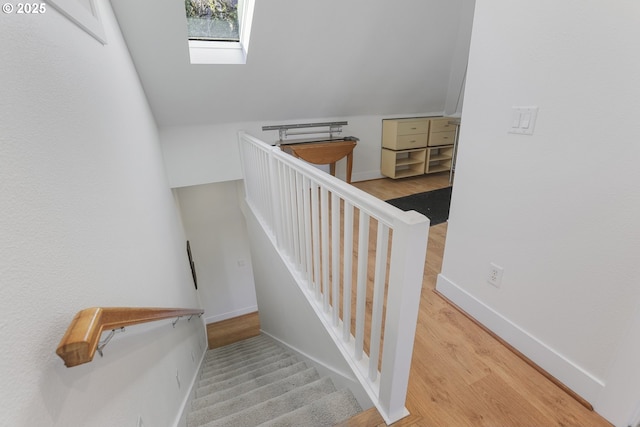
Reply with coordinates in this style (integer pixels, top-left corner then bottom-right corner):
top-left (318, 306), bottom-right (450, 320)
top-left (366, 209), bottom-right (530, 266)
top-left (56, 307), bottom-right (204, 367)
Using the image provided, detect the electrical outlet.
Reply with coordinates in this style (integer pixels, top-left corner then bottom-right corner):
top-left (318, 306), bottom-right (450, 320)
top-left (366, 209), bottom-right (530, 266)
top-left (176, 369), bottom-right (181, 389)
top-left (487, 263), bottom-right (504, 288)
top-left (136, 416), bottom-right (144, 427)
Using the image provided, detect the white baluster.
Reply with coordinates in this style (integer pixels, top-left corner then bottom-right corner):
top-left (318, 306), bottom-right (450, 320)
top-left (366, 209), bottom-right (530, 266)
top-left (342, 201), bottom-right (354, 341)
top-left (355, 210), bottom-right (369, 360)
top-left (311, 181), bottom-right (321, 300)
top-left (369, 222), bottom-right (389, 381)
top-left (331, 192), bottom-right (340, 326)
top-left (321, 186), bottom-right (330, 312)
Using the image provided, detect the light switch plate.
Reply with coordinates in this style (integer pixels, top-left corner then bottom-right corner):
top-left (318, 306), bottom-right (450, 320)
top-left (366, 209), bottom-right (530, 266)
top-left (509, 106), bottom-right (538, 135)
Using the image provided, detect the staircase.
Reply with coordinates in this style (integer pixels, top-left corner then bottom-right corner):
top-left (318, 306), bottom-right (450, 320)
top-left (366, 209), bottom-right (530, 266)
top-left (186, 334), bottom-right (363, 427)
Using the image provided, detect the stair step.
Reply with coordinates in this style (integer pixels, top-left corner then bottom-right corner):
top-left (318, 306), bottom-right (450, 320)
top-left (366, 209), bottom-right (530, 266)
top-left (192, 361), bottom-right (308, 410)
top-left (194, 377), bottom-right (338, 427)
top-left (186, 334), bottom-right (364, 426)
top-left (204, 335), bottom-right (277, 358)
top-left (201, 346), bottom-right (285, 374)
top-left (198, 352), bottom-right (292, 383)
top-left (203, 341), bottom-right (281, 364)
top-left (187, 368), bottom-right (321, 426)
top-left (260, 388), bottom-right (363, 427)
top-left (195, 356), bottom-right (299, 398)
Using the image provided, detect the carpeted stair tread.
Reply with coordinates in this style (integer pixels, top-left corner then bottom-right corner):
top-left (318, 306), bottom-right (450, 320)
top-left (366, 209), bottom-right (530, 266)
top-left (202, 342), bottom-right (282, 367)
top-left (201, 346), bottom-right (286, 374)
top-left (191, 361), bottom-right (309, 410)
top-left (187, 367), bottom-right (322, 425)
top-left (195, 356), bottom-right (300, 397)
top-left (198, 353), bottom-right (293, 387)
top-left (260, 388), bottom-right (362, 427)
top-left (203, 335), bottom-right (275, 359)
top-left (186, 334), bottom-right (363, 426)
top-left (203, 341), bottom-right (281, 363)
top-left (193, 377), bottom-right (338, 427)
top-left (203, 339), bottom-right (279, 363)
top-left (204, 335), bottom-right (277, 355)
top-left (198, 352), bottom-right (293, 383)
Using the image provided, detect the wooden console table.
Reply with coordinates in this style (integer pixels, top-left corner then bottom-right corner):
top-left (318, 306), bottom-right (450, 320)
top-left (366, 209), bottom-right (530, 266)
top-left (280, 139), bottom-right (357, 183)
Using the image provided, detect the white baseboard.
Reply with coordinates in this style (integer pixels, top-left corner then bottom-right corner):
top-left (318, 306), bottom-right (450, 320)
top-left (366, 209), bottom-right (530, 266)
top-left (435, 273), bottom-right (605, 404)
top-left (204, 305), bottom-right (258, 325)
top-left (352, 170), bottom-right (384, 183)
top-left (260, 330), bottom-right (374, 411)
top-left (172, 328), bottom-right (208, 427)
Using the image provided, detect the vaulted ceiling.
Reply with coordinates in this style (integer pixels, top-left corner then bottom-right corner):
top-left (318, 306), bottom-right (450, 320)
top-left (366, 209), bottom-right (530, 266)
top-left (110, 0), bottom-right (471, 127)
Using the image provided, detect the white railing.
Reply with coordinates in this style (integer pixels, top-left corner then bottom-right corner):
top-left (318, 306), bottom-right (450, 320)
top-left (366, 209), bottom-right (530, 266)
top-left (238, 132), bottom-right (429, 424)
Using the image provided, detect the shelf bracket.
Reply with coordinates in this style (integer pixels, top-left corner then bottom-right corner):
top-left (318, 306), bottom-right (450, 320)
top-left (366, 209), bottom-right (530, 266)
top-left (97, 327), bottom-right (125, 357)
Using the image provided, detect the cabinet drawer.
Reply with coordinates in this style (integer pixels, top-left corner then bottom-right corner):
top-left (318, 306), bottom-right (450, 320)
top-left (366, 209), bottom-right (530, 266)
top-left (428, 131), bottom-right (455, 146)
top-left (394, 134), bottom-right (428, 150)
top-left (397, 120), bottom-right (429, 135)
top-left (429, 118), bottom-right (456, 133)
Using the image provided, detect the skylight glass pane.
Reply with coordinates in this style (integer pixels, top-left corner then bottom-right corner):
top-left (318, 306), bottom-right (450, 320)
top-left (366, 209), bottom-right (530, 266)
top-left (185, 0), bottom-right (239, 42)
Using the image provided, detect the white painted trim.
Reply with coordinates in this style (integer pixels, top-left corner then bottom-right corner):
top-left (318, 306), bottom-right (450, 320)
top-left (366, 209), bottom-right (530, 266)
top-left (261, 330), bottom-right (356, 383)
top-left (351, 170), bottom-right (385, 183)
top-left (203, 305), bottom-right (258, 325)
top-left (435, 273), bottom-right (605, 404)
top-left (46, 0), bottom-right (106, 44)
top-left (188, 40), bottom-right (246, 65)
top-left (172, 323), bottom-right (208, 427)
top-left (261, 330), bottom-right (374, 411)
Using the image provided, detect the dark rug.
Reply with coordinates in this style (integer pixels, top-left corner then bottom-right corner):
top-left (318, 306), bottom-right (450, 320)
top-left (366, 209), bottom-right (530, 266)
top-left (386, 186), bottom-right (452, 226)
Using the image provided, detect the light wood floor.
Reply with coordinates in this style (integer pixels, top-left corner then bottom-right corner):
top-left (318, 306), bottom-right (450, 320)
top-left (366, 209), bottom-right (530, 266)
top-left (351, 173), bottom-right (612, 427)
top-left (206, 312), bottom-right (260, 349)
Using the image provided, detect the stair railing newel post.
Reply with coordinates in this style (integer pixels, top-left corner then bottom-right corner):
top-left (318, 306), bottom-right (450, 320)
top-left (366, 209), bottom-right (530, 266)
top-left (379, 211), bottom-right (430, 421)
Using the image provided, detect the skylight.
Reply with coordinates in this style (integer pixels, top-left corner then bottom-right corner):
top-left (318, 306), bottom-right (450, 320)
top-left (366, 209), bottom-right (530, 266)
top-left (185, 0), bottom-right (255, 65)
top-left (185, 0), bottom-right (239, 42)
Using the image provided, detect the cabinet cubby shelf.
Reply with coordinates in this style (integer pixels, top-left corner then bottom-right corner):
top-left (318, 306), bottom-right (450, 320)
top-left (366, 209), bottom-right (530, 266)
top-left (428, 154), bottom-right (452, 162)
top-left (396, 158), bottom-right (425, 166)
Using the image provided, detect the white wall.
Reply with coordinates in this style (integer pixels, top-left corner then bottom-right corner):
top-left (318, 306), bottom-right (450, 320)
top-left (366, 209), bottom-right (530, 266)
top-left (437, 1), bottom-right (640, 424)
top-left (160, 112), bottom-right (444, 187)
top-left (0, 1), bottom-right (205, 426)
top-left (175, 181), bottom-right (258, 324)
top-left (443, 0), bottom-right (476, 117)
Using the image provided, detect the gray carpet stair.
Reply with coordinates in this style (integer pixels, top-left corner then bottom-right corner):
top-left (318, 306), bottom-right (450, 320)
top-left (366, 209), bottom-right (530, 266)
top-left (186, 334), bottom-right (362, 427)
